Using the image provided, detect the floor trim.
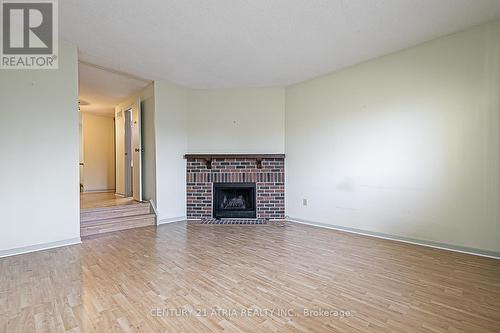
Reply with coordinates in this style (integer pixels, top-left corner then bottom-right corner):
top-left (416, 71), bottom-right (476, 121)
top-left (82, 189), bottom-right (116, 193)
top-left (149, 199), bottom-right (159, 224)
top-left (157, 216), bottom-right (186, 225)
top-left (0, 237), bottom-right (82, 258)
top-left (286, 217), bottom-right (500, 260)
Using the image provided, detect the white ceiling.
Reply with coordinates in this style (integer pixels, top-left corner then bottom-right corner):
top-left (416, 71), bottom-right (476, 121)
top-left (78, 62), bottom-right (150, 115)
top-left (63, 0), bottom-right (500, 89)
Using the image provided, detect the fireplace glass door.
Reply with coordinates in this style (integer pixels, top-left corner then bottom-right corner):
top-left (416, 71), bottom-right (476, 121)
top-left (213, 183), bottom-right (256, 218)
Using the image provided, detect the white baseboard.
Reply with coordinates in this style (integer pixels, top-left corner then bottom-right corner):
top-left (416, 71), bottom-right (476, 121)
top-left (157, 216), bottom-right (186, 225)
top-left (148, 199), bottom-right (158, 223)
top-left (286, 217), bottom-right (500, 260)
top-left (83, 189), bottom-right (116, 193)
top-left (0, 237), bottom-right (82, 258)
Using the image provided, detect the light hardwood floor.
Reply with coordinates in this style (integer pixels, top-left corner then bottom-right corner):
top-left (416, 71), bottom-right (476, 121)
top-left (80, 192), bottom-right (137, 210)
top-left (0, 222), bottom-right (499, 332)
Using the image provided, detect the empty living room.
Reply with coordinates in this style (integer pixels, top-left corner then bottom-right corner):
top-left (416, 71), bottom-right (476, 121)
top-left (1, 0), bottom-right (500, 332)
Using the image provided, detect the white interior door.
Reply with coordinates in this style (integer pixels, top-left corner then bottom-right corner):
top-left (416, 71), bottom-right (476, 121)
top-left (131, 98), bottom-right (142, 201)
top-left (124, 110), bottom-right (132, 197)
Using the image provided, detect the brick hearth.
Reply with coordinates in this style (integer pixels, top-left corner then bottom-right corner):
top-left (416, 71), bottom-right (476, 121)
top-left (185, 155), bottom-right (285, 220)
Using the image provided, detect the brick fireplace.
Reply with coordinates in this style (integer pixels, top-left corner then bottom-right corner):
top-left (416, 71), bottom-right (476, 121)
top-left (185, 154), bottom-right (285, 220)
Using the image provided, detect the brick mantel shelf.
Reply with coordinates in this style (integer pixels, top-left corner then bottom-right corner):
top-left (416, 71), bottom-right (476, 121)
top-left (184, 154), bottom-right (285, 169)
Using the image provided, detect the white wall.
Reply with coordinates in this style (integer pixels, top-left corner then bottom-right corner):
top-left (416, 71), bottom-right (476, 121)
top-left (187, 88), bottom-right (285, 153)
top-left (154, 81), bottom-right (188, 222)
top-left (0, 42), bottom-right (80, 255)
top-left (285, 21), bottom-right (500, 253)
top-left (153, 85), bottom-right (286, 222)
top-left (82, 113), bottom-right (115, 191)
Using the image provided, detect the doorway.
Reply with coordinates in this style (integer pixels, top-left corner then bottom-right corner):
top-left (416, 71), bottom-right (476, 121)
top-left (78, 61), bottom-right (149, 211)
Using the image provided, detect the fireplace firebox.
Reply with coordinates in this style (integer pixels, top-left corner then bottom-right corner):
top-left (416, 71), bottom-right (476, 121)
top-left (213, 183), bottom-right (256, 219)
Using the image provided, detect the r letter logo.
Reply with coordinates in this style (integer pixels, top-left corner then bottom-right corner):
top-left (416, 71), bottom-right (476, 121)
top-left (1, 0), bottom-right (58, 69)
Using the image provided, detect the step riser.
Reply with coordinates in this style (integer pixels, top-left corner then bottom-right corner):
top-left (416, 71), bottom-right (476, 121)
top-left (80, 201), bottom-right (156, 237)
top-left (81, 206), bottom-right (151, 222)
top-left (81, 215), bottom-right (156, 237)
top-left (81, 213), bottom-right (156, 226)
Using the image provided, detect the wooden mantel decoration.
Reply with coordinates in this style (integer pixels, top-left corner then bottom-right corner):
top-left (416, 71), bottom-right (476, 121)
top-left (184, 154), bottom-right (285, 170)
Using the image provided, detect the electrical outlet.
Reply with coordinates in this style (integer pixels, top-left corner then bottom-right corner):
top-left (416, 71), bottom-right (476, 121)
top-left (303, 198), bottom-right (308, 206)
